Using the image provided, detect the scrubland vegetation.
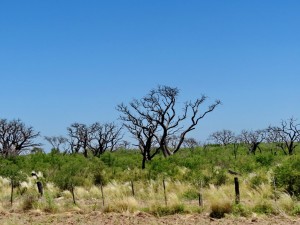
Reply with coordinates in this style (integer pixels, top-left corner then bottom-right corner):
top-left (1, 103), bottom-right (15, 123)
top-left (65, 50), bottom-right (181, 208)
top-left (1, 86), bottom-right (300, 224)
top-left (1, 144), bottom-right (300, 220)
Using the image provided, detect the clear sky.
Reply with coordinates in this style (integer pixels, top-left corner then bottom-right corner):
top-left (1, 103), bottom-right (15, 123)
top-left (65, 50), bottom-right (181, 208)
top-left (0, 1), bottom-right (299, 150)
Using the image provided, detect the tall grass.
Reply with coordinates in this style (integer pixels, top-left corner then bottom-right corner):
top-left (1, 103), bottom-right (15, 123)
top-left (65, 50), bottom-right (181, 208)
top-left (0, 145), bottom-right (300, 217)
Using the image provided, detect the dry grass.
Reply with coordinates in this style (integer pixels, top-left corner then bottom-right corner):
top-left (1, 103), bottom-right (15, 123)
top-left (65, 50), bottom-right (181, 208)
top-left (0, 171), bottom-right (300, 218)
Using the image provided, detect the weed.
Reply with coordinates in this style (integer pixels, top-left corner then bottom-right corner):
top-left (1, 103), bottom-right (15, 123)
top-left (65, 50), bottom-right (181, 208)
top-left (146, 203), bottom-right (186, 216)
top-left (253, 201), bottom-right (276, 215)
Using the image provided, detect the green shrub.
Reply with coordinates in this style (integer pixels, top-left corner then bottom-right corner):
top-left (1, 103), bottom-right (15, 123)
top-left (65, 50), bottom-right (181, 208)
top-left (232, 204), bottom-right (251, 217)
top-left (212, 170), bottom-right (228, 186)
top-left (43, 192), bottom-right (58, 213)
top-left (292, 204), bottom-right (300, 215)
top-left (149, 204), bottom-right (185, 216)
top-left (253, 201), bottom-right (276, 215)
top-left (249, 174), bottom-right (268, 189)
top-left (182, 189), bottom-right (198, 200)
top-left (275, 156), bottom-right (300, 196)
top-left (255, 154), bottom-right (274, 167)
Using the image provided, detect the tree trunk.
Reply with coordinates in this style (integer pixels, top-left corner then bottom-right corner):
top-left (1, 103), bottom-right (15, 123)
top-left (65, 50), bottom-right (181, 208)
top-left (83, 149), bottom-right (88, 158)
top-left (162, 146), bottom-right (172, 157)
top-left (288, 142), bottom-right (294, 155)
top-left (142, 155), bottom-right (146, 169)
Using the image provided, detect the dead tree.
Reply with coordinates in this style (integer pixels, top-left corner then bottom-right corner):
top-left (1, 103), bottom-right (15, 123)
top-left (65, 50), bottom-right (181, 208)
top-left (117, 140), bottom-right (131, 150)
top-left (88, 122), bottom-right (123, 157)
top-left (117, 85), bottom-right (220, 167)
top-left (165, 136), bottom-right (199, 150)
top-left (209, 129), bottom-right (235, 146)
top-left (0, 119), bottom-right (40, 157)
top-left (238, 129), bottom-right (266, 155)
top-left (44, 135), bottom-right (68, 153)
top-left (151, 86), bottom-right (221, 157)
top-left (183, 137), bottom-right (200, 150)
top-left (267, 118), bottom-right (300, 155)
top-left (117, 102), bottom-right (160, 169)
top-left (265, 127), bottom-right (281, 155)
top-left (67, 123), bottom-right (92, 157)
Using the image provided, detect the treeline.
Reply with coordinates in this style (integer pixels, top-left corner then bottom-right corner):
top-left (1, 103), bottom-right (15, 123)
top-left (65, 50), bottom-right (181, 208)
top-left (208, 117), bottom-right (300, 155)
top-left (0, 85), bottom-right (299, 170)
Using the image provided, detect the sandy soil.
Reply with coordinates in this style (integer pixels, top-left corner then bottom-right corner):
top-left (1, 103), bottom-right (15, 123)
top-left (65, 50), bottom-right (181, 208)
top-left (1, 211), bottom-right (300, 225)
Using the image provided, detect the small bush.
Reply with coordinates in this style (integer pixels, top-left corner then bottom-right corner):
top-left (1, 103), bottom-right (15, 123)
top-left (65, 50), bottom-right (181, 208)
top-left (146, 204), bottom-right (185, 216)
top-left (275, 156), bottom-right (300, 196)
top-left (103, 197), bottom-right (138, 213)
top-left (249, 174), bottom-right (268, 189)
top-left (182, 189), bottom-right (198, 200)
top-left (22, 194), bottom-right (37, 211)
top-left (292, 204), bottom-right (300, 215)
top-left (277, 193), bottom-right (294, 212)
top-left (213, 170), bottom-right (228, 186)
top-left (232, 204), bottom-right (251, 217)
top-left (253, 201), bottom-right (276, 215)
top-left (210, 201), bottom-right (232, 218)
top-left (255, 155), bottom-right (274, 167)
top-left (42, 192), bottom-right (58, 213)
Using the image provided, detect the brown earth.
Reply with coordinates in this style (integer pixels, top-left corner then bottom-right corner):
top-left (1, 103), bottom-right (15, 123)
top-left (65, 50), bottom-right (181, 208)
top-left (1, 211), bottom-right (300, 225)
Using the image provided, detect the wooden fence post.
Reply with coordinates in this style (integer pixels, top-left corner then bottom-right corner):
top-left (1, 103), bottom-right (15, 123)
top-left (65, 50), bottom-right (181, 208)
top-left (100, 181), bottom-right (105, 206)
top-left (71, 185), bottom-right (76, 205)
top-left (273, 177), bottom-right (277, 202)
top-left (234, 177), bottom-right (240, 204)
top-left (10, 180), bottom-right (14, 206)
top-left (131, 180), bottom-right (135, 197)
top-left (198, 180), bottom-right (203, 207)
top-left (163, 178), bottom-right (167, 206)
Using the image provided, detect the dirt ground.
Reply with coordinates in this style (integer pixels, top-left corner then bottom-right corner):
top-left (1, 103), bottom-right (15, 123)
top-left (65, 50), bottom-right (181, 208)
top-left (1, 211), bottom-right (300, 225)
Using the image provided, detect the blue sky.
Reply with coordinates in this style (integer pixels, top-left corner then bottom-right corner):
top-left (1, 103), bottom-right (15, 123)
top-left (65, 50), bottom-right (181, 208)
top-left (0, 1), bottom-right (299, 150)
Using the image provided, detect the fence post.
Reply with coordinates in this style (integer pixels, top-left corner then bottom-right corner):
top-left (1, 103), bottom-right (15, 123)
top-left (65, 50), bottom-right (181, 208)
top-left (131, 180), bottom-right (135, 197)
top-left (198, 180), bottom-right (203, 207)
top-left (71, 185), bottom-right (76, 205)
top-left (163, 178), bottom-right (167, 206)
top-left (10, 180), bottom-right (14, 206)
top-left (234, 177), bottom-right (240, 204)
top-left (273, 177), bottom-right (277, 202)
top-left (100, 181), bottom-right (105, 206)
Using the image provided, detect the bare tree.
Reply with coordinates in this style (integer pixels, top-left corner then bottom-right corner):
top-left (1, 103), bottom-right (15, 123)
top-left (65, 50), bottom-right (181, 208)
top-left (209, 129), bottom-right (235, 146)
top-left (67, 123), bottom-right (92, 157)
top-left (89, 122), bottom-right (123, 157)
top-left (265, 127), bottom-right (281, 155)
top-left (118, 140), bottom-right (131, 150)
top-left (148, 86), bottom-right (220, 157)
top-left (165, 135), bottom-right (180, 150)
top-left (0, 119), bottom-right (40, 157)
top-left (66, 122), bottom-right (122, 157)
top-left (232, 137), bottom-right (240, 159)
top-left (238, 129), bottom-right (266, 154)
top-left (117, 85), bottom-right (220, 168)
top-left (267, 117), bottom-right (300, 155)
top-left (117, 101), bottom-right (160, 169)
top-left (44, 135), bottom-right (68, 152)
top-left (183, 137), bottom-right (199, 149)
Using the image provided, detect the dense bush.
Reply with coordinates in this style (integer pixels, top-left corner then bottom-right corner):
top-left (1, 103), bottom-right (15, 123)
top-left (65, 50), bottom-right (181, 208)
top-left (275, 156), bottom-right (300, 197)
